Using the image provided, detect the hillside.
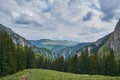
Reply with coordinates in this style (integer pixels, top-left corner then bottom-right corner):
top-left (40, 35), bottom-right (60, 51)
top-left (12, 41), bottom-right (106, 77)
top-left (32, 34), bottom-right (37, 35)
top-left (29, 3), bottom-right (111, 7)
top-left (0, 69), bottom-right (120, 80)
top-left (0, 24), bottom-right (52, 57)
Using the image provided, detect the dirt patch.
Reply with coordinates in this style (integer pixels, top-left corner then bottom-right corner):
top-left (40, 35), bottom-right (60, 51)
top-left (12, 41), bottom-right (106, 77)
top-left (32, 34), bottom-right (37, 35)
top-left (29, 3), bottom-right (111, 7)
top-left (20, 71), bottom-right (30, 80)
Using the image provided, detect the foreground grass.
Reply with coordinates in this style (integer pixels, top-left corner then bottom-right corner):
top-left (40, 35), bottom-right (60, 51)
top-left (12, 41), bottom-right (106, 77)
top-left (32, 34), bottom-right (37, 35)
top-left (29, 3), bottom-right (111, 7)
top-left (0, 69), bottom-right (120, 80)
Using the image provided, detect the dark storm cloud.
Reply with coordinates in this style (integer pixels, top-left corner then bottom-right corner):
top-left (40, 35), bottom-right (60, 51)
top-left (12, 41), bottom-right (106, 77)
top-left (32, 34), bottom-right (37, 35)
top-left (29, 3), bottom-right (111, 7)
top-left (101, 11), bottom-right (115, 22)
top-left (13, 17), bottom-right (42, 27)
top-left (99, 0), bottom-right (120, 21)
top-left (83, 11), bottom-right (93, 21)
top-left (12, 12), bottom-right (41, 27)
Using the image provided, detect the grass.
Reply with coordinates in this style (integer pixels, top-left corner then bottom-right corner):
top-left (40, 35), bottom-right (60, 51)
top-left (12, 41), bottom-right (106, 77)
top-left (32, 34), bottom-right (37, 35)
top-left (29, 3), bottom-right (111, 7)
top-left (0, 69), bottom-right (120, 80)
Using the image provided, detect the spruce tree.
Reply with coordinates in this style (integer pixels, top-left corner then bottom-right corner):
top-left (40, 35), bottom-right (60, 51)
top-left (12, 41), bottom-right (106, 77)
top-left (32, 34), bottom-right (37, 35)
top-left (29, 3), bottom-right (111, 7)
top-left (79, 48), bottom-right (89, 74)
top-left (16, 45), bottom-right (26, 71)
top-left (89, 53), bottom-right (98, 75)
top-left (37, 55), bottom-right (44, 68)
top-left (0, 32), bottom-right (16, 75)
top-left (53, 56), bottom-right (64, 72)
top-left (97, 54), bottom-right (106, 75)
top-left (25, 47), bottom-right (35, 69)
top-left (71, 54), bottom-right (78, 73)
top-left (105, 50), bottom-right (116, 76)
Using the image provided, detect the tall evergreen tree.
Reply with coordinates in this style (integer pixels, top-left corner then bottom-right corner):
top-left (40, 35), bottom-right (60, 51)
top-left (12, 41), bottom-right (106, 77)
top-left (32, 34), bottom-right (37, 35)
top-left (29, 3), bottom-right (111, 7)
top-left (65, 56), bottom-right (73, 72)
top-left (89, 53), bottom-right (98, 75)
top-left (0, 32), bottom-right (16, 75)
top-left (79, 48), bottom-right (89, 74)
top-left (25, 47), bottom-right (35, 69)
top-left (105, 50), bottom-right (116, 76)
top-left (16, 45), bottom-right (26, 71)
top-left (71, 54), bottom-right (79, 73)
top-left (53, 56), bottom-right (64, 72)
top-left (37, 55), bottom-right (44, 69)
top-left (97, 54), bottom-right (106, 75)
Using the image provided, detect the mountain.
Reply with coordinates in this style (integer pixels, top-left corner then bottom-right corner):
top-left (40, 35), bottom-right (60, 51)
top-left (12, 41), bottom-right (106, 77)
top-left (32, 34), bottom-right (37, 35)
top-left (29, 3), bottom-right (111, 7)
top-left (29, 39), bottom-right (78, 52)
top-left (0, 24), bottom-right (32, 47)
top-left (55, 35), bottom-right (109, 58)
top-left (53, 43), bottom-right (91, 58)
top-left (1, 19), bottom-right (120, 59)
top-left (60, 20), bottom-right (120, 57)
top-left (0, 24), bottom-right (52, 57)
top-left (105, 19), bottom-right (120, 55)
top-left (28, 28), bottom-right (110, 58)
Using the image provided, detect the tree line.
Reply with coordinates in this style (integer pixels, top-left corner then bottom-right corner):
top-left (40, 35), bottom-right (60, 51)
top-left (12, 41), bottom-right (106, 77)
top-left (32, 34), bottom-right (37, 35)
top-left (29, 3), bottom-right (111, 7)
top-left (0, 32), bottom-right (120, 77)
top-left (36, 48), bottom-right (120, 76)
top-left (0, 32), bottom-right (35, 76)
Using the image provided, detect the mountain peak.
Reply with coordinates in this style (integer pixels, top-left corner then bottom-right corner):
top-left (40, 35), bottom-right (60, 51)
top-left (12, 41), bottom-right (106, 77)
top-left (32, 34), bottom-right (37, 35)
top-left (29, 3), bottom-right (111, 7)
top-left (115, 19), bottom-right (120, 31)
top-left (114, 19), bottom-right (120, 40)
top-left (0, 24), bottom-right (7, 28)
top-left (0, 24), bottom-right (5, 28)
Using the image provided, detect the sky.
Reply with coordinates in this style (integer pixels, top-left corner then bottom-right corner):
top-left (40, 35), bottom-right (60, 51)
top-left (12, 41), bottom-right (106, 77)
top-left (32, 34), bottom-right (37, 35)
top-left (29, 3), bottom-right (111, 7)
top-left (0, 0), bottom-right (120, 42)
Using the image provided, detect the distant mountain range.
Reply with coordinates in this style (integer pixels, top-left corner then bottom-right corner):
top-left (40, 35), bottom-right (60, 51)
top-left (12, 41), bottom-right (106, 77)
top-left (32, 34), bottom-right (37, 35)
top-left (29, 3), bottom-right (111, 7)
top-left (53, 35), bottom-right (109, 58)
top-left (0, 19), bottom-right (120, 58)
top-left (28, 39), bottom-right (78, 52)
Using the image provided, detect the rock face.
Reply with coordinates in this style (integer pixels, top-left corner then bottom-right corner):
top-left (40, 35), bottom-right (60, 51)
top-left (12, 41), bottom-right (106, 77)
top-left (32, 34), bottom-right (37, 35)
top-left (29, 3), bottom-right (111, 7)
top-left (0, 24), bottom-right (52, 57)
top-left (105, 19), bottom-right (120, 55)
top-left (0, 24), bottom-right (32, 47)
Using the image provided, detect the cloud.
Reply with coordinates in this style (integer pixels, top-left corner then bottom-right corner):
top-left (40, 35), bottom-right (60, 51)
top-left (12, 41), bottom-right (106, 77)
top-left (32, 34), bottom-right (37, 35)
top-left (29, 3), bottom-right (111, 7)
top-left (0, 0), bottom-right (119, 42)
top-left (99, 0), bottom-right (120, 21)
top-left (83, 11), bottom-right (93, 21)
top-left (12, 11), bottom-right (42, 27)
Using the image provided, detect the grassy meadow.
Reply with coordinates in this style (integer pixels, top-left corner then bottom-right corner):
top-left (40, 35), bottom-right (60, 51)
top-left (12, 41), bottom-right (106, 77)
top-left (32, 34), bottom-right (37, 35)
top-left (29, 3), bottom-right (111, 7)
top-left (0, 69), bottom-right (120, 80)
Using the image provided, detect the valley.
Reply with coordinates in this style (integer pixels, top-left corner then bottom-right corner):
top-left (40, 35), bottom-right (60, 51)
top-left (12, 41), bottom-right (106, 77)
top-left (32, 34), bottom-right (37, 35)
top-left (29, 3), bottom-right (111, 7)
top-left (0, 0), bottom-right (120, 79)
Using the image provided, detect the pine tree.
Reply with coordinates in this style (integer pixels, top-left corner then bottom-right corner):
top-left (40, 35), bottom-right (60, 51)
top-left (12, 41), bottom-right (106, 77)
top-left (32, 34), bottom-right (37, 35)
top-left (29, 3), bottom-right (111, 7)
top-left (105, 50), bottom-right (116, 76)
top-left (16, 45), bottom-right (26, 71)
top-left (65, 56), bottom-right (73, 72)
top-left (0, 32), bottom-right (16, 75)
top-left (44, 58), bottom-right (48, 69)
top-left (25, 47), bottom-right (35, 69)
top-left (97, 54), bottom-right (106, 75)
top-left (53, 56), bottom-right (64, 72)
top-left (37, 55), bottom-right (44, 68)
top-left (89, 53), bottom-right (98, 75)
top-left (71, 54), bottom-right (79, 73)
top-left (79, 48), bottom-right (89, 74)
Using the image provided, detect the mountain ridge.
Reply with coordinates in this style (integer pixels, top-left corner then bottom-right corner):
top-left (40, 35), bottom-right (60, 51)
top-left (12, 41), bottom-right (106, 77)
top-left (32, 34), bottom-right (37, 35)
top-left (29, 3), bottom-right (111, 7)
top-left (28, 39), bottom-right (78, 52)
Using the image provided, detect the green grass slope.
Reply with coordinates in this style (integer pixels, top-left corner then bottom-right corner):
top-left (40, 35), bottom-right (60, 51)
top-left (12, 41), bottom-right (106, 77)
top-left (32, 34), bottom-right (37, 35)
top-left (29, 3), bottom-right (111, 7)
top-left (0, 69), bottom-right (120, 80)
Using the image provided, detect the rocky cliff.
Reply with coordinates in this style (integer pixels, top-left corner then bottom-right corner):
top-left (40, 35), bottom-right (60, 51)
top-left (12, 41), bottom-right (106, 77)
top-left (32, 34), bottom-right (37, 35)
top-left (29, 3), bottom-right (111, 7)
top-left (105, 19), bottom-right (120, 55)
